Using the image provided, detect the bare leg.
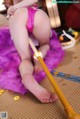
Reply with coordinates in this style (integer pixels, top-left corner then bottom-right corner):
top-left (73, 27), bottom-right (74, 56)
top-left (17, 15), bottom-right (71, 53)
top-left (9, 8), bottom-right (57, 103)
top-left (33, 10), bottom-right (51, 73)
top-left (34, 44), bottom-right (50, 73)
top-left (20, 60), bottom-right (57, 103)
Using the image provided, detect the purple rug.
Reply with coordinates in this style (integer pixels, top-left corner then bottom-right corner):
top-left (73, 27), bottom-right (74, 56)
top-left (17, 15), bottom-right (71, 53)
top-left (0, 27), bottom-right (64, 94)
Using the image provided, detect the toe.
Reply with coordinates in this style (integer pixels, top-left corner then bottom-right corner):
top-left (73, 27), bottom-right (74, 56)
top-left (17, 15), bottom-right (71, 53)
top-left (50, 93), bottom-right (58, 100)
top-left (41, 98), bottom-right (50, 103)
top-left (49, 98), bottom-right (54, 103)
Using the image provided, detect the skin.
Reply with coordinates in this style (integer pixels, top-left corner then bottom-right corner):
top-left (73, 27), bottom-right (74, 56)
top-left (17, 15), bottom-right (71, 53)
top-left (8, 0), bottom-right (58, 103)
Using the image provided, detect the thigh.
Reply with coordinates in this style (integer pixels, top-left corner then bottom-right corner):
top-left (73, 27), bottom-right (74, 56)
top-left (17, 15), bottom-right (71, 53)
top-left (9, 8), bottom-right (31, 60)
top-left (33, 9), bottom-right (51, 45)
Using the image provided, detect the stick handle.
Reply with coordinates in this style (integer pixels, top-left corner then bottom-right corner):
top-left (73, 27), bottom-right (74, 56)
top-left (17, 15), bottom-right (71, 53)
top-left (29, 38), bottom-right (76, 116)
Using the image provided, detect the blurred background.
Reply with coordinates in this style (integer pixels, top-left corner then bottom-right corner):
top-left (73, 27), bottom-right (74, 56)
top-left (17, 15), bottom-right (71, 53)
top-left (0, 0), bottom-right (80, 30)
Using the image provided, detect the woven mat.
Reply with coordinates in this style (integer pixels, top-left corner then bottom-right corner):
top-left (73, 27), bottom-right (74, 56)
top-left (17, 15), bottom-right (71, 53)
top-left (0, 77), bottom-right (80, 119)
top-left (0, 15), bottom-right (80, 119)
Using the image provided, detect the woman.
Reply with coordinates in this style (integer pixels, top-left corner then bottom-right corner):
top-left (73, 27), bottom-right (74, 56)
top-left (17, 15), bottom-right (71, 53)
top-left (7, 0), bottom-right (58, 103)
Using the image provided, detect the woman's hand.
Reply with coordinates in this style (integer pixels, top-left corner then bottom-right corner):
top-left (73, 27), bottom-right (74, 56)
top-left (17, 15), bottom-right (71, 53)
top-left (7, 6), bottom-right (17, 16)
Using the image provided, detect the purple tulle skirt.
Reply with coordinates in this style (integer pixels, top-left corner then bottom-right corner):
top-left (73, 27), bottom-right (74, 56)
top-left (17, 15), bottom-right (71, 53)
top-left (0, 27), bottom-right (64, 94)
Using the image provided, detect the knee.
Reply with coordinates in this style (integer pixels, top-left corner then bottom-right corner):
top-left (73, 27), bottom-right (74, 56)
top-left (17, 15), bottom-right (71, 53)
top-left (19, 59), bottom-right (31, 70)
top-left (19, 59), bottom-right (33, 77)
top-left (45, 44), bottom-right (50, 50)
top-left (40, 43), bottom-right (50, 51)
top-left (9, 7), bottom-right (28, 26)
top-left (39, 38), bottom-right (50, 46)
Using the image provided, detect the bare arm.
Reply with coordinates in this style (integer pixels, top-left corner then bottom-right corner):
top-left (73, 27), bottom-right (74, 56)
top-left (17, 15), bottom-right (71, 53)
top-left (13, 0), bottom-right (23, 5)
top-left (7, 0), bottom-right (38, 17)
top-left (13, 0), bottom-right (38, 9)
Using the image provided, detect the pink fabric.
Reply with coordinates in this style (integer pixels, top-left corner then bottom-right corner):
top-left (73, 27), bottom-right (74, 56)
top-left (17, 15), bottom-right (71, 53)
top-left (26, 7), bottom-right (38, 32)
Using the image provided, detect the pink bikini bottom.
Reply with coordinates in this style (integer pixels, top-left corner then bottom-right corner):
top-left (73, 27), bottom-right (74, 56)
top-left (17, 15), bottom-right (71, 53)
top-left (26, 7), bottom-right (38, 33)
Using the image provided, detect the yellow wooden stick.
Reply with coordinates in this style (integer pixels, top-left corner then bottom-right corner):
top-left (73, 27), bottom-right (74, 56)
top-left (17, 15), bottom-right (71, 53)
top-left (29, 38), bottom-right (80, 119)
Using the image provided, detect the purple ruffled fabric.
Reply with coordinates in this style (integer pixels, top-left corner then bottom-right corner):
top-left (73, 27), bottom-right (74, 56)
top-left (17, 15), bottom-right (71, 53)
top-left (0, 27), bottom-right (64, 94)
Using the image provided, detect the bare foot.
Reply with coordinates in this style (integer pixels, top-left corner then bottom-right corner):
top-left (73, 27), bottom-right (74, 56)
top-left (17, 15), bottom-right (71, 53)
top-left (34, 86), bottom-right (58, 103)
top-left (22, 74), bottom-right (58, 103)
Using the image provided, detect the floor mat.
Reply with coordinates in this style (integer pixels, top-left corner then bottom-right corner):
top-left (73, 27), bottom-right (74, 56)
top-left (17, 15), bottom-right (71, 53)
top-left (0, 15), bottom-right (80, 119)
top-left (0, 77), bottom-right (80, 119)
